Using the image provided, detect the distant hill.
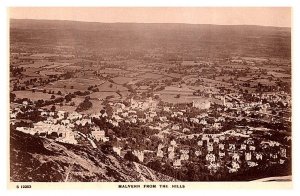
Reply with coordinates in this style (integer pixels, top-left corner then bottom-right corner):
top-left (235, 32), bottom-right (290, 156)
top-left (10, 130), bottom-right (175, 182)
top-left (10, 19), bottom-right (291, 58)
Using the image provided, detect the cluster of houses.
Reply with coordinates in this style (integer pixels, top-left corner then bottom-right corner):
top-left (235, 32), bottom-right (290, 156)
top-left (11, 105), bottom-right (110, 146)
top-left (105, 97), bottom-right (229, 136)
top-left (10, 93), bottom-right (290, 174)
top-left (102, 95), bottom-right (290, 173)
top-left (192, 100), bottom-right (211, 110)
top-left (223, 92), bottom-right (290, 109)
top-left (130, 97), bottom-right (158, 111)
top-left (252, 92), bottom-right (291, 107)
top-left (105, 98), bottom-right (160, 127)
top-left (152, 130), bottom-right (289, 172)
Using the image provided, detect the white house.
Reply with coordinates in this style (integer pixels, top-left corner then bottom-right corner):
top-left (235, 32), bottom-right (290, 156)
top-left (180, 153), bottom-right (189, 160)
top-left (207, 143), bottom-right (214, 152)
top-left (173, 159), bottom-right (181, 168)
top-left (113, 147), bottom-right (122, 156)
top-left (195, 150), bottom-right (202, 156)
top-left (192, 100), bottom-right (211, 110)
top-left (229, 144), bottom-right (236, 151)
top-left (256, 153), bottom-right (263, 160)
top-left (133, 150), bottom-right (144, 162)
top-left (168, 152), bottom-right (175, 160)
top-left (91, 129), bottom-right (106, 142)
top-left (57, 130), bottom-right (77, 144)
top-left (232, 153), bottom-right (240, 161)
top-left (172, 125), bottom-right (180, 130)
top-left (170, 140), bottom-right (177, 146)
top-left (245, 152), bottom-right (252, 161)
top-left (206, 153), bottom-right (216, 162)
top-left (219, 143), bottom-right (225, 150)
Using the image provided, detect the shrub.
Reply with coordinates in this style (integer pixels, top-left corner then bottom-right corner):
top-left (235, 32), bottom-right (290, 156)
top-left (75, 99), bottom-right (93, 112)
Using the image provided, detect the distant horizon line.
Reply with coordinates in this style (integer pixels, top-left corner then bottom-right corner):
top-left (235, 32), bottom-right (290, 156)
top-left (10, 18), bottom-right (291, 28)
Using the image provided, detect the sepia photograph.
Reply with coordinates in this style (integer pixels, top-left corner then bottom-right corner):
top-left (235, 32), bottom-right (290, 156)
top-left (8, 7), bottom-right (292, 186)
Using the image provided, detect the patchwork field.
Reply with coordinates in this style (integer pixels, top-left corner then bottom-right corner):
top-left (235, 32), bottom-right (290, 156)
top-left (99, 68), bottom-right (127, 74)
top-left (158, 85), bottom-right (194, 96)
top-left (13, 91), bottom-right (60, 101)
top-left (136, 72), bottom-right (165, 79)
top-left (62, 65), bottom-right (82, 70)
top-left (82, 100), bottom-right (104, 115)
top-left (112, 76), bottom-right (133, 85)
top-left (22, 69), bottom-right (41, 77)
top-left (268, 71), bottom-right (291, 78)
top-left (30, 53), bottom-right (75, 58)
top-left (254, 78), bottom-right (277, 86)
top-left (45, 78), bottom-right (105, 91)
top-left (158, 94), bottom-right (210, 104)
top-left (89, 92), bottom-right (120, 100)
top-left (19, 60), bottom-right (57, 68)
top-left (51, 105), bottom-right (76, 113)
top-left (98, 81), bottom-right (128, 92)
top-left (39, 70), bottom-right (63, 76)
top-left (41, 87), bottom-right (78, 95)
top-left (44, 62), bottom-right (70, 69)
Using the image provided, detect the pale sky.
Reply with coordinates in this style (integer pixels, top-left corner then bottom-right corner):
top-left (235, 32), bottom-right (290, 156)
top-left (9, 7), bottom-right (291, 27)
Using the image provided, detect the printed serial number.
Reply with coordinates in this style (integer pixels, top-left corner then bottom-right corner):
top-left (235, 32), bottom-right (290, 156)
top-left (17, 185), bottom-right (31, 189)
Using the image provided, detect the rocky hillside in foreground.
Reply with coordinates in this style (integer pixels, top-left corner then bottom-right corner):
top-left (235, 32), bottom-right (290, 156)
top-left (10, 130), bottom-right (175, 182)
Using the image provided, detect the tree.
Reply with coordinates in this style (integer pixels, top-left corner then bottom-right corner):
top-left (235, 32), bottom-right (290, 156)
top-left (64, 72), bottom-right (73, 79)
top-left (50, 105), bottom-right (56, 112)
top-left (75, 99), bottom-right (93, 112)
top-left (51, 95), bottom-right (56, 99)
top-left (48, 132), bottom-right (59, 139)
top-left (124, 151), bottom-right (139, 162)
top-left (147, 160), bottom-right (162, 172)
top-left (101, 142), bottom-right (114, 154)
top-left (105, 105), bottom-right (113, 117)
top-left (10, 93), bottom-right (16, 102)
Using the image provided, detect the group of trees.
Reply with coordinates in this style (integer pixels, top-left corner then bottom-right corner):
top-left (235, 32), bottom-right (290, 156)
top-left (145, 149), bottom-right (291, 181)
top-left (87, 85), bottom-right (99, 92)
top-left (16, 107), bottom-right (46, 123)
top-left (34, 97), bottom-right (64, 108)
top-left (12, 85), bottom-right (27, 91)
top-left (75, 97), bottom-right (93, 112)
top-left (10, 93), bottom-right (16, 102)
top-left (10, 66), bottom-right (25, 77)
top-left (65, 93), bottom-right (76, 103)
top-left (124, 151), bottom-right (140, 162)
top-left (12, 97), bottom-right (33, 105)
